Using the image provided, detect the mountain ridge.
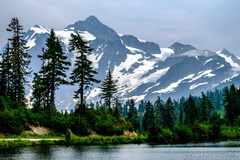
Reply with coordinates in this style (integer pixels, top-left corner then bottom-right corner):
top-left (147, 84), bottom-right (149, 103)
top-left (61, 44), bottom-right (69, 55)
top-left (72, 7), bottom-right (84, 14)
top-left (2, 15), bottom-right (240, 110)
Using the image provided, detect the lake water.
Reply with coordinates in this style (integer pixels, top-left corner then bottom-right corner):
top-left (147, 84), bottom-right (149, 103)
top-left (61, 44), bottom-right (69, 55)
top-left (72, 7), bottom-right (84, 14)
top-left (1, 141), bottom-right (240, 160)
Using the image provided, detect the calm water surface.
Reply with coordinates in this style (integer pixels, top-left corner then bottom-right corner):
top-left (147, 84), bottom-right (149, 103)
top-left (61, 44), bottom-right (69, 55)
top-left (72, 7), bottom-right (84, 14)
top-left (1, 141), bottom-right (240, 160)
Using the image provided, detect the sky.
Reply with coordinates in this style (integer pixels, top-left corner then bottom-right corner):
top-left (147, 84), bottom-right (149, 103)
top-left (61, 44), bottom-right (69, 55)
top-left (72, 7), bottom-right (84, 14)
top-left (1, 0), bottom-right (240, 55)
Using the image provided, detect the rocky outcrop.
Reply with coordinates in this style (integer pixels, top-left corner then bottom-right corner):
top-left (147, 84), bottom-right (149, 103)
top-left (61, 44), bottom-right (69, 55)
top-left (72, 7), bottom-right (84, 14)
top-left (123, 130), bottom-right (138, 137)
top-left (24, 123), bottom-right (50, 135)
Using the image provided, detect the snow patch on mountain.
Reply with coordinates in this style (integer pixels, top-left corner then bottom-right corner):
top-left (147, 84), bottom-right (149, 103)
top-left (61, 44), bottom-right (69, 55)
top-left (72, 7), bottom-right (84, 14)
top-left (142, 67), bottom-right (170, 83)
top-left (30, 25), bottom-right (50, 34)
top-left (189, 70), bottom-right (215, 83)
top-left (216, 64), bottom-right (225, 70)
top-left (129, 94), bottom-right (147, 102)
top-left (154, 74), bottom-right (195, 94)
top-left (115, 54), bottom-right (142, 72)
top-left (190, 82), bottom-right (208, 90)
top-left (88, 52), bottom-right (104, 69)
top-left (55, 30), bottom-right (73, 45)
top-left (126, 46), bottom-right (146, 54)
top-left (56, 30), bottom-right (96, 46)
top-left (153, 48), bottom-right (174, 61)
top-left (26, 38), bottom-right (36, 49)
top-left (216, 50), bottom-right (239, 68)
top-left (87, 87), bottom-right (101, 100)
top-left (204, 59), bottom-right (213, 65)
top-left (138, 38), bottom-right (147, 43)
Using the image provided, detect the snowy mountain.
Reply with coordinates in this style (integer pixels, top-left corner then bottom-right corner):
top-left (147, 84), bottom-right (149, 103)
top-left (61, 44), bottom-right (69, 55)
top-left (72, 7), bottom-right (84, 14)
top-left (3, 15), bottom-right (240, 110)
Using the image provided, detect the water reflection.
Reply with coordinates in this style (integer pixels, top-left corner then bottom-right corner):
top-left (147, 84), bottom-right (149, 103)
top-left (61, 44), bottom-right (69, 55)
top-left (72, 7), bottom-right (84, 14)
top-left (0, 142), bottom-right (240, 160)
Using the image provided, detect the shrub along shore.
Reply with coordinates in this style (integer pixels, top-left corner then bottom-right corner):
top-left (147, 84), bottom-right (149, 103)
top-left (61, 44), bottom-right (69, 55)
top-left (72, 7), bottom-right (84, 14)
top-left (1, 124), bottom-right (240, 148)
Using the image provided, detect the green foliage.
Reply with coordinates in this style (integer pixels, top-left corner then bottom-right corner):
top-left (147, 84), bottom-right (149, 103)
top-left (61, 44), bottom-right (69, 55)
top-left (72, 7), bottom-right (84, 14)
top-left (142, 101), bottom-right (155, 132)
top-left (147, 124), bottom-right (173, 144)
top-left (0, 43), bottom-right (12, 98)
top-left (0, 102), bottom-right (27, 134)
top-left (65, 129), bottom-right (72, 145)
top-left (191, 123), bottom-right (213, 141)
top-left (223, 85), bottom-right (240, 126)
top-left (184, 95), bottom-right (199, 125)
top-left (219, 125), bottom-right (240, 139)
top-left (126, 99), bottom-right (139, 131)
top-left (0, 140), bottom-right (33, 147)
top-left (100, 70), bottom-right (117, 110)
top-left (164, 97), bottom-right (176, 129)
top-left (200, 92), bottom-right (214, 123)
top-left (70, 114), bottom-right (91, 136)
top-left (174, 125), bottom-right (193, 143)
top-left (94, 115), bottom-right (124, 136)
top-left (70, 136), bottom-right (141, 145)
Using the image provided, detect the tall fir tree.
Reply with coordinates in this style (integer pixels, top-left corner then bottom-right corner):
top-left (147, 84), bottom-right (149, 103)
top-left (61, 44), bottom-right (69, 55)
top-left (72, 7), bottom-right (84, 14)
top-left (138, 100), bottom-right (146, 113)
top-left (69, 32), bottom-right (99, 113)
top-left (37, 29), bottom-right (70, 109)
top-left (100, 70), bottom-right (117, 111)
top-left (154, 96), bottom-right (164, 126)
top-left (179, 105), bottom-right (183, 124)
top-left (183, 95), bottom-right (198, 124)
top-left (31, 73), bottom-right (45, 112)
top-left (164, 97), bottom-right (176, 129)
top-left (200, 92), bottom-right (214, 123)
top-left (126, 99), bottom-right (139, 130)
top-left (6, 18), bottom-right (32, 104)
top-left (142, 101), bottom-right (155, 132)
top-left (223, 85), bottom-right (239, 125)
top-left (112, 96), bottom-right (122, 118)
top-left (0, 42), bottom-right (12, 98)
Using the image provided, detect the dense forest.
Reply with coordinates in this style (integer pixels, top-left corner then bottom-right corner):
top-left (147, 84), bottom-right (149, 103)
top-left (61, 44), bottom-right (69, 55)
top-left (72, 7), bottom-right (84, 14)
top-left (1, 18), bottom-right (240, 144)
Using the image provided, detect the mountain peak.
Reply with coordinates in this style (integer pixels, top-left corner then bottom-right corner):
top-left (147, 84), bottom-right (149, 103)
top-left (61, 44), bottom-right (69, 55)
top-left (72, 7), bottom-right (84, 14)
top-left (85, 15), bottom-right (100, 23)
top-left (65, 15), bottom-right (119, 41)
top-left (169, 42), bottom-right (196, 55)
top-left (29, 25), bottom-right (49, 34)
top-left (220, 48), bottom-right (231, 55)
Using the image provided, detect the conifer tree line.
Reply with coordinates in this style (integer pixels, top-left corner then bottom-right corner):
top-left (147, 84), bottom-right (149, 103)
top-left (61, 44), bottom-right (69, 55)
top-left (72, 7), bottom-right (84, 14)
top-left (0, 18), bottom-right (240, 143)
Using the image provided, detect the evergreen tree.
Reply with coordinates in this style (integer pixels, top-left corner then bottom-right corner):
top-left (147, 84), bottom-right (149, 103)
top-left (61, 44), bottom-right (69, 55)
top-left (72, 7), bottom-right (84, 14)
top-left (184, 95), bottom-right (198, 124)
top-left (154, 96), bottom-right (164, 126)
top-left (123, 103), bottom-right (128, 118)
top-left (223, 85), bottom-right (238, 125)
top-left (31, 73), bottom-right (45, 112)
top-left (69, 32), bottom-right (99, 113)
top-left (112, 96), bottom-right (122, 118)
top-left (126, 99), bottom-right (139, 130)
top-left (138, 100), bottom-right (146, 113)
top-left (164, 97), bottom-right (176, 129)
top-left (0, 42), bottom-right (12, 97)
top-left (179, 105), bottom-right (183, 124)
top-left (100, 70), bottom-right (117, 111)
top-left (37, 29), bottom-right (70, 109)
top-left (6, 18), bottom-right (31, 104)
top-left (142, 101), bottom-right (155, 132)
top-left (200, 92), bottom-right (214, 123)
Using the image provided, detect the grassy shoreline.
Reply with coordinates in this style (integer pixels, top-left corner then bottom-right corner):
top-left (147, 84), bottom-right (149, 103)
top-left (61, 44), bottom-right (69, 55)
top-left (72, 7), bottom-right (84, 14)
top-left (0, 134), bottom-right (240, 148)
top-left (0, 135), bottom-right (146, 148)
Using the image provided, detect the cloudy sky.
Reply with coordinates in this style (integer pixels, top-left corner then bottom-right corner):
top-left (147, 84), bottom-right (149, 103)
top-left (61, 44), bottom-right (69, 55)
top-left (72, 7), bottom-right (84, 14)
top-left (1, 0), bottom-right (240, 55)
